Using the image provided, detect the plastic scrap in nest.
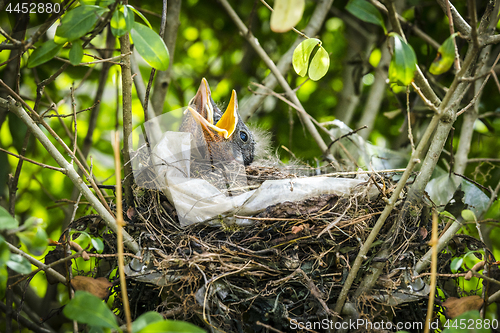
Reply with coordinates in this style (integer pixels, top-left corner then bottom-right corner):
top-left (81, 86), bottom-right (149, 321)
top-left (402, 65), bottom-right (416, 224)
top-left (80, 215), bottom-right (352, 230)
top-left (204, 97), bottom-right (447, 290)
top-left (129, 110), bottom-right (379, 227)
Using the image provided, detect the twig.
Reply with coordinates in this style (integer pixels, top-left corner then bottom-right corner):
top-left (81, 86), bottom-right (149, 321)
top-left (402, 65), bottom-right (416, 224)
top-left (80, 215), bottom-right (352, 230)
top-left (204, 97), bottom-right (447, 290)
top-left (445, 0), bottom-right (461, 71)
top-left (423, 211), bottom-right (438, 333)
top-left (326, 126), bottom-right (367, 150)
top-left (78, 51), bottom-right (132, 65)
top-left (70, 86), bottom-right (77, 157)
top-left (406, 86), bottom-right (416, 153)
top-left (112, 131), bottom-right (132, 333)
top-left (43, 101), bottom-right (99, 118)
top-left (0, 148), bottom-right (66, 173)
top-left (7, 132), bottom-right (31, 216)
top-left (256, 321), bottom-right (285, 333)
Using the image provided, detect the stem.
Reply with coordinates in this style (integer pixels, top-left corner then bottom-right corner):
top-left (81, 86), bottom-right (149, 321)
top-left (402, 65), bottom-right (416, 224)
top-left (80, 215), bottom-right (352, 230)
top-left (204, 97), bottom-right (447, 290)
top-left (113, 131), bottom-right (132, 333)
top-left (119, 29), bottom-right (136, 207)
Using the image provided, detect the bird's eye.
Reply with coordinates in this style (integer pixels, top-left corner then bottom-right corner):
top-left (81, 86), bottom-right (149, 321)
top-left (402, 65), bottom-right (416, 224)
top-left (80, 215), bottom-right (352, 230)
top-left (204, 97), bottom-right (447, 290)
top-left (240, 130), bottom-right (248, 142)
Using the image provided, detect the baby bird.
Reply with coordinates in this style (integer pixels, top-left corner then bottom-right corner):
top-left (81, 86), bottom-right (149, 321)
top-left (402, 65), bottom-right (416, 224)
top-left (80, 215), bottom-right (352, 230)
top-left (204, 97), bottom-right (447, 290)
top-left (180, 78), bottom-right (255, 166)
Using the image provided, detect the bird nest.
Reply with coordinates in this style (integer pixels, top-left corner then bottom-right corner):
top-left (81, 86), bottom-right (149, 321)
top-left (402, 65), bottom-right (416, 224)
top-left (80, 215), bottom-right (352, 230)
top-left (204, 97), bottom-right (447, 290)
top-left (67, 164), bottom-right (446, 333)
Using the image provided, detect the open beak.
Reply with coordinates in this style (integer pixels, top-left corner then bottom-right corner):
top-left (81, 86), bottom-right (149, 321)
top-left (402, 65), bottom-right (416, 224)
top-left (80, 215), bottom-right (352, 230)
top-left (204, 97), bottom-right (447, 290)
top-left (188, 78), bottom-right (238, 140)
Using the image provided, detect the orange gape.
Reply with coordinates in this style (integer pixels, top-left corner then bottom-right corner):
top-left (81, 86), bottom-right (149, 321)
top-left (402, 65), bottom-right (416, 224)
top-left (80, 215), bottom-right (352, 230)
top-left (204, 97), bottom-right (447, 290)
top-left (180, 78), bottom-right (255, 166)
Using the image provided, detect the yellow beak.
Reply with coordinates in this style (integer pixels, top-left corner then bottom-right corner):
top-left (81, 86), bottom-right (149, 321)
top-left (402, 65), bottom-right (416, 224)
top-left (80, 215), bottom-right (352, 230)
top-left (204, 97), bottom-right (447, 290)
top-left (188, 78), bottom-right (239, 140)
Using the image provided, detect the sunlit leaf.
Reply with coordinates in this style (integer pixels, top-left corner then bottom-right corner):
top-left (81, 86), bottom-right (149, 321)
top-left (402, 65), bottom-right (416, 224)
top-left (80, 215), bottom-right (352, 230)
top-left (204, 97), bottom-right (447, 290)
top-left (136, 319), bottom-right (206, 333)
top-left (429, 33), bottom-right (457, 75)
top-left (126, 5), bottom-right (152, 29)
top-left (69, 41), bottom-right (83, 65)
top-left (131, 22), bottom-right (170, 70)
top-left (110, 5), bottom-right (134, 37)
top-left (450, 257), bottom-right (463, 273)
top-left (131, 311), bottom-right (163, 333)
top-left (346, 0), bottom-right (387, 33)
top-left (309, 45), bottom-right (330, 81)
top-left (293, 38), bottom-right (321, 77)
top-left (91, 238), bottom-right (104, 253)
top-left (461, 209), bottom-right (476, 221)
top-left (270, 0), bottom-right (305, 33)
top-left (55, 5), bottom-right (108, 41)
top-left (27, 40), bottom-right (63, 68)
top-left (388, 33), bottom-right (417, 85)
top-left (0, 206), bottom-right (18, 230)
top-left (63, 291), bottom-right (118, 329)
top-left (7, 254), bottom-right (32, 274)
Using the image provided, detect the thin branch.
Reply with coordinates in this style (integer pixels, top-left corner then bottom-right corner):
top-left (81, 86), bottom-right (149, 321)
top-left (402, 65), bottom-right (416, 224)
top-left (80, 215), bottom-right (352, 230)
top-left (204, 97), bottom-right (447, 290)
top-left (7, 132), bottom-right (30, 216)
top-left (0, 148), bottom-right (66, 173)
top-left (445, 0), bottom-right (461, 71)
top-left (77, 51), bottom-right (132, 65)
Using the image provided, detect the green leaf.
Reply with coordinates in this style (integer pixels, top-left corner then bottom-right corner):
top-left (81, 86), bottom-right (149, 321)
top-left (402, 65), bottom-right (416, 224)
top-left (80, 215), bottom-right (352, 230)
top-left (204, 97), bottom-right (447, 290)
top-left (430, 33), bottom-right (458, 75)
top-left (346, 0), bottom-right (387, 34)
top-left (388, 33), bottom-right (417, 86)
top-left (7, 254), bottom-right (32, 274)
top-left (461, 209), bottom-right (476, 221)
top-left (111, 5), bottom-right (134, 37)
top-left (27, 40), bottom-right (63, 68)
top-left (131, 311), bottom-right (163, 333)
top-left (270, 0), bottom-right (305, 33)
top-left (69, 41), bottom-right (84, 65)
top-left (450, 257), bottom-right (463, 273)
top-left (55, 5), bottom-right (108, 41)
top-left (293, 38), bottom-right (321, 77)
top-left (63, 291), bottom-right (118, 329)
top-left (126, 5), bottom-right (152, 29)
top-left (136, 319), bottom-right (206, 333)
top-left (91, 238), bottom-right (104, 253)
top-left (309, 45), bottom-right (330, 81)
top-left (0, 206), bottom-right (18, 230)
top-left (131, 22), bottom-right (170, 71)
